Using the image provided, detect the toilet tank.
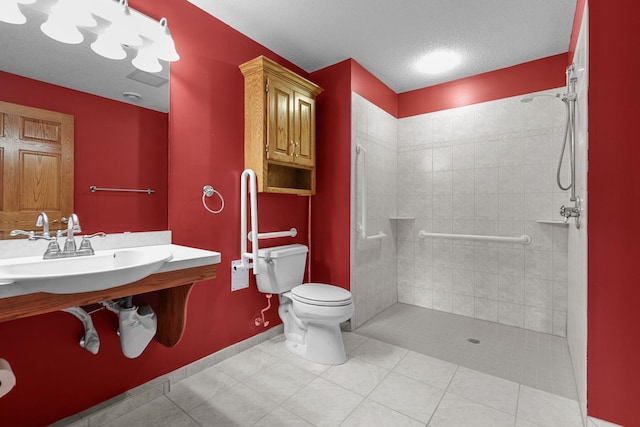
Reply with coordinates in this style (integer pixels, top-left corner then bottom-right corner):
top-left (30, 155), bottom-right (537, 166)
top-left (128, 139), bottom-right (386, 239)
top-left (255, 244), bottom-right (308, 294)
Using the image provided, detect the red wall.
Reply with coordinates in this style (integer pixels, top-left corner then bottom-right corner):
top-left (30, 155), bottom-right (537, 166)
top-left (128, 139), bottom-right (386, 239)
top-left (309, 60), bottom-right (353, 288)
top-left (587, 0), bottom-right (640, 424)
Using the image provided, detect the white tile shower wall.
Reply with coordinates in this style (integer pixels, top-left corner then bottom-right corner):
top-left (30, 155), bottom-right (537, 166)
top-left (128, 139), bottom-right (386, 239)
top-left (396, 89), bottom-right (571, 337)
top-left (568, 5), bottom-right (588, 425)
top-left (350, 93), bottom-right (398, 329)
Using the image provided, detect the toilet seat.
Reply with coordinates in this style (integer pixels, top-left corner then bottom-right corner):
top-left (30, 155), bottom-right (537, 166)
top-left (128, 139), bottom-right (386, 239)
top-left (290, 283), bottom-right (352, 307)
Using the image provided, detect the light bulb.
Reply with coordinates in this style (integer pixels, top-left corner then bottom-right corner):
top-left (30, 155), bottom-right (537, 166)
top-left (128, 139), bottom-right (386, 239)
top-left (52, 0), bottom-right (97, 28)
top-left (0, 1), bottom-right (26, 25)
top-left (91, 32), bottom-right (127, 60)
top-left (132, 47), bottom-right (162, 73)
top-left (41, 14), bottom-right (84, 44)
top-left (151, 18), bottom-right (179, 62)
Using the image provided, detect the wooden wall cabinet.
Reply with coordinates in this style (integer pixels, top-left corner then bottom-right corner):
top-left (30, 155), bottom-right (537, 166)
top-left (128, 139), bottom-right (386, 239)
top-left (240, 56), bottom-right (323, 195)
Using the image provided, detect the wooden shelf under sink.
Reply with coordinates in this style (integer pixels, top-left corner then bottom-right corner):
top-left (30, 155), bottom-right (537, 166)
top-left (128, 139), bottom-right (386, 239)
top-left (0, 264), bottom-right (217, 347)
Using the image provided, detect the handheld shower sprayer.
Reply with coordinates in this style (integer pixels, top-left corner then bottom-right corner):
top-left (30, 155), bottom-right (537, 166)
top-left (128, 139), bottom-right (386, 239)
top-left (521, 63), bottom-right (580, 228)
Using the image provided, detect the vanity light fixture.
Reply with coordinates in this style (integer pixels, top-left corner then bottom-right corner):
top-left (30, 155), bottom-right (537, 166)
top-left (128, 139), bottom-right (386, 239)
top-left (0, 0), bottom-right (35, 25)
top-left (3, 0), bottom-right (180, 74)
top-left (40, 0), bottom-right (97, 44)
top-left (417, 50), bottom-right (462, 75)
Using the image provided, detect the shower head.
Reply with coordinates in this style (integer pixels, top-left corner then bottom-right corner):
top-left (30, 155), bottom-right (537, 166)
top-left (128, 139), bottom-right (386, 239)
top-left (520, 93), bottom-right (562, 103)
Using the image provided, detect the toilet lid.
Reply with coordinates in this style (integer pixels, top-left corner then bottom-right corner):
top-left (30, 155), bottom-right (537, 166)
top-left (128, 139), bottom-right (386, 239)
top-left (290, 283), bottom-right (353, 307)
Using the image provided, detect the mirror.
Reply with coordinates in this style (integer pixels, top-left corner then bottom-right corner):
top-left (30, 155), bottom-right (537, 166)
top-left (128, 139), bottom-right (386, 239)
top-left (0, 0), bottom-right (170, 112)
top-left (0, 0), bottom-right (171, 239)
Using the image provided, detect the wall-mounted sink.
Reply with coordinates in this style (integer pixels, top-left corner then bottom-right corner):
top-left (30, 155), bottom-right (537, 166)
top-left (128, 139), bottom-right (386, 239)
top-left (0, 247), bottom-right (173, 294)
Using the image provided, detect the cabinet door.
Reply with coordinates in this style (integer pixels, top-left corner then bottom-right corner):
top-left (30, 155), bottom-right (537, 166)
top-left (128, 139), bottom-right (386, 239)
top-left (0, 101), bottom-right (74, 238)
top-left (293, 92), bottom-right (315, 167)
top-left (266, 78), bottom-right (294, 163)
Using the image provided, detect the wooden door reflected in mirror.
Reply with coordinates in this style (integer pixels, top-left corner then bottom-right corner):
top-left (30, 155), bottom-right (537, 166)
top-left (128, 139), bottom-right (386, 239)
top-left (0, 100), bottom-right (73, 239)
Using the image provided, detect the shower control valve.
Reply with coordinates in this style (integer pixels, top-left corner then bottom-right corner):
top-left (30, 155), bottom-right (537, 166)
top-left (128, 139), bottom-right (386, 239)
top-left (560, 196), bottom-right (582, 229)
top-left (560, 204), bottom-right (579, 220)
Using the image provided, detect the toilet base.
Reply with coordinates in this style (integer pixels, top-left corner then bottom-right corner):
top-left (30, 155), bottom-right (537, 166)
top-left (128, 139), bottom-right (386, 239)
top-left (285, 321), bottom-right (347, 365)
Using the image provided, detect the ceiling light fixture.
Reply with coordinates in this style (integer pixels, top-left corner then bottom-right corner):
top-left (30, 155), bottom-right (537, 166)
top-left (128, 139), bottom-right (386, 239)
top-left (3, 0), bottom-right (179, 74)
top-left (417, 50), bottom-right (461, 75)
top-left (122, 91), bottom-right (142, 101)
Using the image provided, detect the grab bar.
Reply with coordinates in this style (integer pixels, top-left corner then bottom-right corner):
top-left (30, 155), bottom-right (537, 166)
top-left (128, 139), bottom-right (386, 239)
top-left (248, 228), bottom-right (297, 241)
top-left (240, 169), bottom-right (260, 274)
top-left (90, 186), bottom-right (154, 194)
top-left (418, 230), bottom-right (531, 245)
top-left (356, 144), bottom-right (386, 240)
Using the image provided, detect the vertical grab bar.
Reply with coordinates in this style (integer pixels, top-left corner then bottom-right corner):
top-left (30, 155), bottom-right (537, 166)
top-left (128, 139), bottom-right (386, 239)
top-left (356, 144), bottom-right (386, 240)
top-left (240, 169), bottom-right (260, 275)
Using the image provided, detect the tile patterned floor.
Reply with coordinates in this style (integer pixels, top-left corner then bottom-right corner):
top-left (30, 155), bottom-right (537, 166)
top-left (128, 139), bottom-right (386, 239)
top-left (100, 330), bottom-right (584, 427)
top-left (355, 303), bottom-right (578, 400)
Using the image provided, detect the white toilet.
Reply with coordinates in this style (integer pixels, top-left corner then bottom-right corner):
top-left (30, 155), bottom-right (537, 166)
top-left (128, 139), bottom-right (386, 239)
top-left (256, 244), bottom-right (354, 365)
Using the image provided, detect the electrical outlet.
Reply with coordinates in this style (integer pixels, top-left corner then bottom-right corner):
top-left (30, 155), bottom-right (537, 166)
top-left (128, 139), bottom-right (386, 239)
top-left (231, 260), bottom-right (250, 291)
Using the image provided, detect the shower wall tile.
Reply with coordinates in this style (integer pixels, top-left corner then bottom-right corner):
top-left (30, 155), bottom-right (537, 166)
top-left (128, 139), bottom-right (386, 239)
top-left (497, 138), bottom-right (524, 166)
top-left (524, 307), bottom-right (553, 334)
top-left (499, 301), bottom-right (524, 328)
top-left (453, 219), bottom-right (475, 235)
top-left (350, 93), bottom-right (398, 329)
top-left (433, 290), bottom-right (453, 312)
top-left (433, 147), bottom-right (453, 171)
top-left (499, 275), bottom-right (524, 304)
top-left (415, 288), bottom-right (433, 308)
top-left (475, 298), bottom-right (498, 322)
top-left (453, 293), bottom-right (475, 317)
top-left (475, 141), bottom-right (498, 168)
top-left (395, 88), bottom-right (569, 336)
top-left (453, 144), bottom-right (475, 169)
top-left (475, 194), bottom-right (499, 219)
top-left (524, 278), bottom-right (554, 309)
top-left (474, 168), bottom-right (498, 193)
top-left (498, 166), bottom-right (524, 194)
top-left (452, 269), bottom-right (475, 296)
top-left (524, 250), bottom-right (553, 280)
top-left (453, 170), bottom-right (475, 194)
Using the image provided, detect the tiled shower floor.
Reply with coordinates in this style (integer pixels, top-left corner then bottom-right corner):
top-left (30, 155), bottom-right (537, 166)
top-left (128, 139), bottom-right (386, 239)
top-left (58, 303), bottom-right (585, 426)
top-left (354, 303), bottom-right (578, 400)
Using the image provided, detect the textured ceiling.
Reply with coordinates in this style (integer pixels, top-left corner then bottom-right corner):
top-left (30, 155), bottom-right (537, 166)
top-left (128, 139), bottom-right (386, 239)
top-left (0, 1), bottom-right (576, 111)
top-left (188, 0), bottom-right (577, 93)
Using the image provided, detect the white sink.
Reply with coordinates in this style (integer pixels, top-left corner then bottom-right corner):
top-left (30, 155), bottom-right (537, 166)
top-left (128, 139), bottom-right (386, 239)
top-left (0, 247), bottom-right (173, 294)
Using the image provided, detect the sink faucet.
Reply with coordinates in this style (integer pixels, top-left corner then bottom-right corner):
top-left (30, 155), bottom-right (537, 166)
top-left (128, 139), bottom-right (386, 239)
top-left (36, 212), bottom-right (50, 238)
top-left (63, 213), bottom-right (81, 255)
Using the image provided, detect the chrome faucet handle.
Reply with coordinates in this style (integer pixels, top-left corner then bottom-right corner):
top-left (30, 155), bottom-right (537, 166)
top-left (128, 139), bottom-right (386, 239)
top-left (76, 232), bottom-right (106, 256)
top-left (43, 237), bottom-right (62, 259)
top-left (10, 229), bottom-right (35, 239)
top-left (84, 232), bottom-right (106, 239)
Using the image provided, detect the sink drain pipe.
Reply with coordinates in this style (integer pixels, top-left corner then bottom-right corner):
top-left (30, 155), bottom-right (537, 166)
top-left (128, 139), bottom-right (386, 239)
top-left (62, 307), bottom-right (100, 355)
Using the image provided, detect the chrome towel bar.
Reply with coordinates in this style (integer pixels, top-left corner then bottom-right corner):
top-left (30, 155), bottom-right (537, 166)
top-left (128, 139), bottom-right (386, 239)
top-left (90, 186), bottom-right (154, 194)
